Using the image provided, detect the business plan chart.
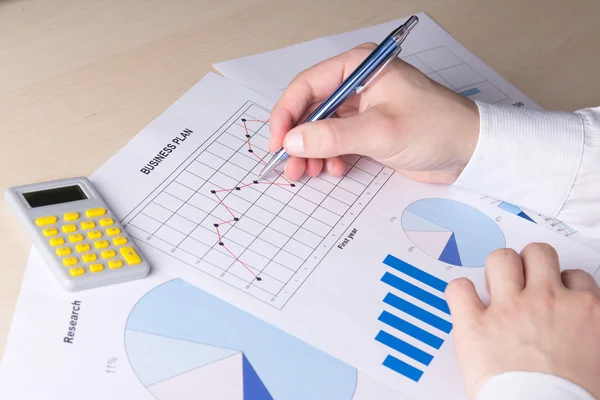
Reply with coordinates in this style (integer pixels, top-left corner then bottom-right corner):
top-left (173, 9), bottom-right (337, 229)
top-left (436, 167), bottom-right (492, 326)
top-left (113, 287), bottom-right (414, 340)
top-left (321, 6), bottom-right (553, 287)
top-left (122, 102), bottom-right (393, 308)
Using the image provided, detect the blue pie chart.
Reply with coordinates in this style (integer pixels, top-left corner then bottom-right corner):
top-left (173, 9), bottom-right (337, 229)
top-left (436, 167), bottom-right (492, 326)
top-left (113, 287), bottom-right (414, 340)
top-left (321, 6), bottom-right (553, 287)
top-left (401, 198), bottom-right (506, 268)
top-left (124, 279), bottom-right (356, 400)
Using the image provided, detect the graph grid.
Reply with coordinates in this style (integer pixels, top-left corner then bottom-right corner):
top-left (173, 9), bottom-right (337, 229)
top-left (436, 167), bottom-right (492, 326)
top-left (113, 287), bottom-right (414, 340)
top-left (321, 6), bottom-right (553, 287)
top-left (400, 45), bottom-right (514, 105)
top-left (122, 102), bottom-right (392, 308)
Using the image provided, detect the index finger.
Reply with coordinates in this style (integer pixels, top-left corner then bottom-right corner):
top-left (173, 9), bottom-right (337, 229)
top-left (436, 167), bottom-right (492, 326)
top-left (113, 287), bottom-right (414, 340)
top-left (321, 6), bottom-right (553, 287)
top-left (268, 43), bottom-right (376, 151)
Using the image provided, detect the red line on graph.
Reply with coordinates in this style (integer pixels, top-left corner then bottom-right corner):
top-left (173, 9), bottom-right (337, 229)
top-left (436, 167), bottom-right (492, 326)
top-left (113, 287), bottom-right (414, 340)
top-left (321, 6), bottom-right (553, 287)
top-left (209, 118), bottom-right (297, 282)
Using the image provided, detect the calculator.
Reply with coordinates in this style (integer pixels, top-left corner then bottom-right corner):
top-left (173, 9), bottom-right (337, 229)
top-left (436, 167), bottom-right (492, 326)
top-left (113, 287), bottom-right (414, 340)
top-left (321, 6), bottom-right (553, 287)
top-left (5, 177), bottom-right (150, 291)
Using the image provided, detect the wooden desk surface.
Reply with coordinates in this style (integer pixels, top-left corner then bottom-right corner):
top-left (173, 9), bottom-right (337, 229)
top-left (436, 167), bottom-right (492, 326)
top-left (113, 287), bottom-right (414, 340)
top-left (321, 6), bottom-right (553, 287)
top-left (1, 0), bottom-right (599, 360)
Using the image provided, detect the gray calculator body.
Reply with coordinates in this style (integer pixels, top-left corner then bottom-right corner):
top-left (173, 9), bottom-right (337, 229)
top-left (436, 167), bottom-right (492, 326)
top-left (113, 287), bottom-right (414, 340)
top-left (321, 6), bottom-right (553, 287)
top-left (5, 177), bottom-right (150, 291)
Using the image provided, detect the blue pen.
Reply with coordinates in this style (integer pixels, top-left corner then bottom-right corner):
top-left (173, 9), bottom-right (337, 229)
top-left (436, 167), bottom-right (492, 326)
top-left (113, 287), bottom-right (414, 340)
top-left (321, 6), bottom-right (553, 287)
top-left (258, 15), bottom-right (419, 180)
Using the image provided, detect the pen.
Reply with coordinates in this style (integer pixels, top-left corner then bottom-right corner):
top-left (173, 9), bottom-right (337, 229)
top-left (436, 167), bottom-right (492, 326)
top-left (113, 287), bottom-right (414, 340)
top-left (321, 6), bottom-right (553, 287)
top-left (258, 15), bottom-right (419, 181)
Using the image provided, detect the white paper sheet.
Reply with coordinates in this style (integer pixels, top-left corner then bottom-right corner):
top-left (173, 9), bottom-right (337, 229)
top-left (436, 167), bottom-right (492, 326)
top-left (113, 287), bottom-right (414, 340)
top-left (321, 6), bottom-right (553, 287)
top-left (0, 73), bottom-right (408, 400)
top-left (214, 12), bottom-right (538, 108)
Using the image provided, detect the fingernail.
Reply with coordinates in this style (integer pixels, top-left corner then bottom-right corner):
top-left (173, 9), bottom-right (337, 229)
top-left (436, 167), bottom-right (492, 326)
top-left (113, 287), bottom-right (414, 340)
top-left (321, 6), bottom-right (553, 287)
top-left (325, 159), bottom-right (334, 174)
top-left (285, 131), bottom-right (304, 154)
top-left (268, 136), bottom-right (273, 150)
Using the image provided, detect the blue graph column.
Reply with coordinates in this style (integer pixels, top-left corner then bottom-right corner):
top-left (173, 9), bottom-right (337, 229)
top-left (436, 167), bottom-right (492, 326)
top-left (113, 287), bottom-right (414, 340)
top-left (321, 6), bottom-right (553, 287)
top-left (376, 254), bottom-right (453, 382)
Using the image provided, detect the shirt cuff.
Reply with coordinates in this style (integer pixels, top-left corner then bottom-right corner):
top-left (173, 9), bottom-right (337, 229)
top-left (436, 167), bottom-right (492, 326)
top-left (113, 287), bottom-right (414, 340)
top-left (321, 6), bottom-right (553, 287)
top-left (555, 107), bottom-right (600, 239)
top-left (454, 101), bottom-right (584, 217)
top-left (476, 372), bottom-right (595, 400)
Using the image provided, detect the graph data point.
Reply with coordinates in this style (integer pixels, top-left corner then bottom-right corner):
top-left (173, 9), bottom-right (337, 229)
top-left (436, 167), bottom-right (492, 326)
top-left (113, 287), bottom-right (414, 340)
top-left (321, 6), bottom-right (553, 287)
top-left (245, 134), bottom-right (251, 138)
top-left (218, 242), bottom-right (224, 246)
top-left (253, 180), bottom-right (259, 184)
top-left (235, 187), bottom-right (241, 190)
top-left (256, 277), bottom-right (262, 281)
top-left (213, 223), bottom-right (219, 227)
top-left (210, 190), bottom-right (216, 194)
top-left (248, 149), bottom-right (253, 153)
top-left (241, 118), bottom-right (246, 122)
top-left (290, 184), bottom-right (296, 187)
top-left (234, 218), bottom-right (239, 221)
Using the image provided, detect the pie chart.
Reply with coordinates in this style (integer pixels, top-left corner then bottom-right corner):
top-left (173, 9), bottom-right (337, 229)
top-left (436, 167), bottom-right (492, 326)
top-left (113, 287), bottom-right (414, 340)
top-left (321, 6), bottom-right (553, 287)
top-left (124, 279), bottom-right (357, 400)
top-left (401, 198), bottom-right (505, 268)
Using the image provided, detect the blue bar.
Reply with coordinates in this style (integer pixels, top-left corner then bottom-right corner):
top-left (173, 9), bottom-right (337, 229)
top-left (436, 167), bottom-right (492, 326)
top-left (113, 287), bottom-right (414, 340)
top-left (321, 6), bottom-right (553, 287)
top-left (383, 254), bottom-right (447, 292)
top-left (383, 355), bottom-right (424, 382)
top-left (381, 273), bottom-right (451, 314)
top-left (378, 311), bottom-right (444, 349)
top-left (384, 293), bottom-right (453, 333)
top-left (459, 87), bottom-right (481, 96)
top-left (375, 330), bottom-right (433, 365)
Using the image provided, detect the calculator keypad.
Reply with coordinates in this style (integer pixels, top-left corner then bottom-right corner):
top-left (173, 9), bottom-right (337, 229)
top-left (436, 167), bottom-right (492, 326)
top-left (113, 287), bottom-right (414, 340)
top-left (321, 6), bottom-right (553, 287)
top-left (36, 216), bottom-right (57, 226)
top-left (75, 243), bottom-right (91, 252)
top-left (87, 230), bottom-right (102, 239)
top-left (34, 208), bottom-right (142, 278)
top-left (62, 224), bottom-right (77, 233)
top-left (82, 253), bottom-right (97, 263)
top-left (56, 247), bottom-right (71, 256)
top-left (68, 234), bottom-right (84, 242)
top-left (43, 228), bottom-right (58, 236)
top-left (112, 237), bottom-right (128, 246)
top-left (49, 237), bottom-right (65, 246)
top-left (99, 218), bottom-right (113, 227)
top-left (94, 240), bottom-right (109, 249)
top-left (63, 212), bottom-right (79, 221)
top-left (81, 221), bottom-right (96, 230)
top-left (106, 227), bottom-right (120, 236)
top-left (85, 208), bottom-right (106, 218)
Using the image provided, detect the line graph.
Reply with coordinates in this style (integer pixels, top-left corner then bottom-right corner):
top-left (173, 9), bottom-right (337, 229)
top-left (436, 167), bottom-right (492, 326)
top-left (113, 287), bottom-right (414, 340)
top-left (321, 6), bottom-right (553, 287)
top-left (122, 102), bottom-right (393, 308)
top-left (209, 117), bottom-right (293, 282)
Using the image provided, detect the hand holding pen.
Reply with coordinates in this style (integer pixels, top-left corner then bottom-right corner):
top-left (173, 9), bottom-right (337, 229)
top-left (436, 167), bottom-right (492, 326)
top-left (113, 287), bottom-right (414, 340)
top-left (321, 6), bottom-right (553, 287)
top-left (265, 15), bottom-right (479, 185)
top-left (260, 16), bottom-right (420, 180)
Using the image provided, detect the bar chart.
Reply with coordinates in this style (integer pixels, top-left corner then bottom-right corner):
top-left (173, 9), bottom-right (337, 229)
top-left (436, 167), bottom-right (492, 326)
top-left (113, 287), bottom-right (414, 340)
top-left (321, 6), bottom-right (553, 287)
top-left (375, 254), bottom-right (452, 382)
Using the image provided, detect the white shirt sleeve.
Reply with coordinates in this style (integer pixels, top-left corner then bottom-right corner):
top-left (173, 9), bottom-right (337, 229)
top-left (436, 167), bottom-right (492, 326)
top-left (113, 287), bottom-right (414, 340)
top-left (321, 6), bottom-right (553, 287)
top-left (477, 372), bottom-right (596, 400)
top-left (454, 101), bottom-right (600, 239)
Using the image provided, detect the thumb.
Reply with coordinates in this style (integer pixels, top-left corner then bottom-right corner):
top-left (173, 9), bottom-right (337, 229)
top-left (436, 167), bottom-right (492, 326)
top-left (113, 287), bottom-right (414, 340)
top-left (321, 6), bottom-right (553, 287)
top-left (445, 278), bottom-right (485, 327)
top-left (283, 109), bottom-right (382, 158)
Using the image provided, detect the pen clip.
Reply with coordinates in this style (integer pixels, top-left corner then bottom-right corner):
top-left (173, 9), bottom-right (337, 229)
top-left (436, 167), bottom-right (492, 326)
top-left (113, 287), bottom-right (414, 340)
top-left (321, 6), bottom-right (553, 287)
top-left (355, 45), bottom-right (402, 95)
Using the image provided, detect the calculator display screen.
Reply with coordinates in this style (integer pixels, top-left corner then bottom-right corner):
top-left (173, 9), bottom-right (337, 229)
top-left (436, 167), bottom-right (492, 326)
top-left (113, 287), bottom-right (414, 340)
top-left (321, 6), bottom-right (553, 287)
top-left (23, 185), bottom-right (87, 208)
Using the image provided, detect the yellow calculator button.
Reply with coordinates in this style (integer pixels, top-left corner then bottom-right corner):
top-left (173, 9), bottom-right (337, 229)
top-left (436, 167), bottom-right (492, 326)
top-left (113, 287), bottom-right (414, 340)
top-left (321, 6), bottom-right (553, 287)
top-left (112, 236), bottom-right (128, 246)
top-left (63, 212), bottom-right (79, 222)
top-left (75, 243), bottom-right (91, 253)
top-left (69, 267), bottom-right (85, 277)
top-left (81, 221), bottom-right (96, 230)
top-left (87, 230), bottom-right (102, 239)
top-left (36, 216), bottom-right (57, 226)
top-left (62, 224), bottom-right (77, 233)
top-left (106, 227), bottom-right (121, 236)
top-left (108, 260), bottom-right (123, 269)
top-left (101, 249), bottom-right (116, 259)
top-left (94, 240), bottom-right (109, 249)
top-left (99, 218), bottom-right (114, 227)
top-left (62, 257), bottom-right (78, 266)
top-left (85, 208), bottom-right (106, 218)
top-left (82, 253), bottom-right (97, 263)
top-left (42, 228), bottom-right (58, 237)
top-left (89, 263), bottom-right (104, 273)
top-left (56, 247), bottom-right (71, 256)
top-left (120, 247), bottom-right (141, 265)
top-left (49, 237), bottom-right (65, 246)
top-left (68, 234), bottom-right (84, 243)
